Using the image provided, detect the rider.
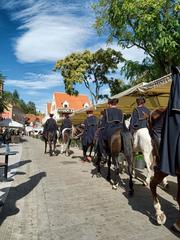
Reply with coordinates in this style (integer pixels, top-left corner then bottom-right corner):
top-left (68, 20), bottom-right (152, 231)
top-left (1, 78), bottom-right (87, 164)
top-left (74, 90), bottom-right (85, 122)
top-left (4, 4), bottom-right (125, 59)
top-left (129, 96), bottom-right (150, 134)
top-left (81, 109), bottom-right (97, 162)
top-left (43, 113), bottom-right (58, 135)
top-left (98, 98), bottom-right (125, 159)
top-left (60, 112), bottom-right (72, 139)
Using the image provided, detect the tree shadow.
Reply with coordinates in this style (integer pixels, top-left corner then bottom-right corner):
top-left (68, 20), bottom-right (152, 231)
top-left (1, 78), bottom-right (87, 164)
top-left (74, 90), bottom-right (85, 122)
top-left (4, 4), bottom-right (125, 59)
top-left (0, 172), bottom-right (46, 225)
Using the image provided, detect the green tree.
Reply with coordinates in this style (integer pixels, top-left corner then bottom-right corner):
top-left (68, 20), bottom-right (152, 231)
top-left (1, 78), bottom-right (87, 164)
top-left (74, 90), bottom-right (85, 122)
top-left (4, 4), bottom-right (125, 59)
top-left (55, 48), bottom-right (124, 104)
top-left (26, 101), bottom-right (37, 115)
top-left (108, 78), bottom-right (131, 96)
top-left (93, 0), bottom-right (180, 81)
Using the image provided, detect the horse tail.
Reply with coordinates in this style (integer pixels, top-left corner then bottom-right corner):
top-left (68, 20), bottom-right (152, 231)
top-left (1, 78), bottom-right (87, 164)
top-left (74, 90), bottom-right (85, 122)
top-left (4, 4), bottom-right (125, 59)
top-left (121, 130), bottom-right (133, 174)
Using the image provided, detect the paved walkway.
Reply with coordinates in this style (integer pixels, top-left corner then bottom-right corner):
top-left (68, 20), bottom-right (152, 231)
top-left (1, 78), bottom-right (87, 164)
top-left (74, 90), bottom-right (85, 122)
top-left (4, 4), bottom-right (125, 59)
top-left (0, 137), bottom-right (179, 240)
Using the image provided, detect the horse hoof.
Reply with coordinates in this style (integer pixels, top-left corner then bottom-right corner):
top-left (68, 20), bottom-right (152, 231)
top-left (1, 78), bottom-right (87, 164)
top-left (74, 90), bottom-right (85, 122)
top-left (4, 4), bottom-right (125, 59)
top-left (172, 220), bottom-right (180, 233)
top-left (112, 184), bottom-right (118, 190)
top-left (156, 212), bottom-right (166, 225)
top-left (107, 177), bottom-right (110, 182)
top-left (128, 189), bottom-right (134, 196)
top-left (96, 172), bottom-right (101, 178)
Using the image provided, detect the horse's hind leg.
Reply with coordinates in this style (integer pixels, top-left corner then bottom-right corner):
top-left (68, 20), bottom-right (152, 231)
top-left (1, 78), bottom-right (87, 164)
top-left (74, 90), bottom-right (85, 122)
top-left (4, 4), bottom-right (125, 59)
top-left (112, 156), bottom-right (125, 190)
top-left (143, 151), bottom-right (154, 186)
top-left (173, 174), bottom-right (180, 232)
top-left (107, 156), bottom-right (111, 182)
top-left (150, 171), bottom-right (168, 225)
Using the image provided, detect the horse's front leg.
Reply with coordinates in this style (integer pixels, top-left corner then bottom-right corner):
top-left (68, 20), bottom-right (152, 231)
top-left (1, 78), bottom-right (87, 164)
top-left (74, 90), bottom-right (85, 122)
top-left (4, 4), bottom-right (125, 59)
top-left (173, 174), bottom-right (180, 232)
top-left (49, 141), bottom-right (53, 156)
top-left (107, 155), bottom-right (111, 182)
top-left (150, 171), bottom-right (168, 225)
top-left (44, 140), bottom-right (47, 154)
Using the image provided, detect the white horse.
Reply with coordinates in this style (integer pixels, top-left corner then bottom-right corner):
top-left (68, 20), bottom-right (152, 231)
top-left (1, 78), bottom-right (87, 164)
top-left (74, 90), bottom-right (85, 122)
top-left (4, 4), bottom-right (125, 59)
top-left (125, 118), bottom-right (168, 187)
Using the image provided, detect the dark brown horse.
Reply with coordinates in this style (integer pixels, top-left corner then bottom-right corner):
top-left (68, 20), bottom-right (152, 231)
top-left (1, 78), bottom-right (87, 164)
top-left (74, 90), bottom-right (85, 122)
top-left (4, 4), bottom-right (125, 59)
top-left (96, 128), bottom-right (134, 195)
top-left (43, 131), bottom-right (57, 156)
top-left (149, 108), bottom-right (180, 232)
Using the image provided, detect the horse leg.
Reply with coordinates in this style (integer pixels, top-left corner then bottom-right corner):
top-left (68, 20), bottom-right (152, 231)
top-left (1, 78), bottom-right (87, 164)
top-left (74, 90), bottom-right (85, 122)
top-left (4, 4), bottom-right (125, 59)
top-left (49, 141), bottom-right (53, 156)
top-left (44, 140), bottom-right (47, 154)
top-left (60, 142), bottom-right (64, 154)
top-left (107, 155), bottom-right (111, 182)
top-left (96, 153), bottom-right (101, 178)
top-left (125, 152), bottom-right (134, 196)
top-left (88, 144), bottom-right (94, 160)
top-left (173, 174), bottom-right (180, 232)
top-left (112, 156), bottom-right (122, 190)
top-left (82, 145), bottom-right (88, 161)
top-left (150, 171), bottom-right (168, 224)
top-left (143, 151), bottom-right (154, 186)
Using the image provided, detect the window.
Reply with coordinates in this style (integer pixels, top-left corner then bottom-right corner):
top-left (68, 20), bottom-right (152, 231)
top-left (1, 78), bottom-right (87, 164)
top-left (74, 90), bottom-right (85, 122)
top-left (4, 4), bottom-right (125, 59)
top-left (83, 102), bottom-right (89, 108)
top-left (62, 100), bottom-right (69, 108)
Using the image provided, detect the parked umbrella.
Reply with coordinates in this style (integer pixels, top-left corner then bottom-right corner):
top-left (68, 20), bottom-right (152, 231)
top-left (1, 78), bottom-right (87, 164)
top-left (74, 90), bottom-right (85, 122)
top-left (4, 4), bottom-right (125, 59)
top-left (0, 118), bottom-right (24, 128)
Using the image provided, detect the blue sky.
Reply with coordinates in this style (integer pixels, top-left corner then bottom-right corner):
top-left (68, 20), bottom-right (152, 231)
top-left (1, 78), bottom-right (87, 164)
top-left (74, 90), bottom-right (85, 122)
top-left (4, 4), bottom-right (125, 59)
top-left (0, 0), bottom-right (146, 112)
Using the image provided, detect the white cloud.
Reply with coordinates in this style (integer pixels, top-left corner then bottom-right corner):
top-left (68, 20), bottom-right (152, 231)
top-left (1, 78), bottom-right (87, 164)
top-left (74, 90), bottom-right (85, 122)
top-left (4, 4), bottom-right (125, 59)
top-left (2, 0), bottom-right (95, 63)
top-left (6, 72), bottom-right (63, 89)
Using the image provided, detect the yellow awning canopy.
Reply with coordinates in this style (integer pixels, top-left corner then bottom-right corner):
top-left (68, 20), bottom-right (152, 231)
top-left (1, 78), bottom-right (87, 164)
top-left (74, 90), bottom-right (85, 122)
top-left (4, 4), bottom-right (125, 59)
top-left (71, 74), bottom-right (172, 124)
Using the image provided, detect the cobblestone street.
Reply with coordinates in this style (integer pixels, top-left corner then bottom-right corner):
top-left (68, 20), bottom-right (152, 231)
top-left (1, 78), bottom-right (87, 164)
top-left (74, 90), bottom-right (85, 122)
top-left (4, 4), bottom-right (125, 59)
top-left (0, 137), bottom-right (179, 240)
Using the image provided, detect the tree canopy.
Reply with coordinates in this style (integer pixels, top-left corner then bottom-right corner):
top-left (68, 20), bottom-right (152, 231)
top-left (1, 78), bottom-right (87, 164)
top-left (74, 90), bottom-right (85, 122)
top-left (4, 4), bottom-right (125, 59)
top-left (2, 90), bottom-right (37, 114)
top-left (54, 48), bottom-right (124, 104)
top-left (93, 0), bottom-right (180, 82)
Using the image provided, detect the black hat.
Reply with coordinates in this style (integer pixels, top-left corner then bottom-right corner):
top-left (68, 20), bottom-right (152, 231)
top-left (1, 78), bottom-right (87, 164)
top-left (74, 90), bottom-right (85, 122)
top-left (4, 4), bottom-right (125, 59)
top-left (108, 98), bottom-right (119, 105)
top-left (49, 113), bottom-right (54, 117)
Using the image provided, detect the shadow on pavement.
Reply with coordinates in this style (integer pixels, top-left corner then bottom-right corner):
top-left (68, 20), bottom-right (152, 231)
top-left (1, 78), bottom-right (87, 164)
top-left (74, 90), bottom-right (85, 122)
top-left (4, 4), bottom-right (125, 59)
top-left (0, 172), bottom-right (46, 225)
top-left (122, 180), bottom-right (180, 238)
top-left (9, 159), bottom-right (32, 171)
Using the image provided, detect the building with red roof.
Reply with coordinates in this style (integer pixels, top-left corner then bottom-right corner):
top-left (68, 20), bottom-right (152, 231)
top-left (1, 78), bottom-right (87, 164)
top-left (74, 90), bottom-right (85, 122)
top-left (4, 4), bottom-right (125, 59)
top-left (44, 92), bottom-right (91, 121)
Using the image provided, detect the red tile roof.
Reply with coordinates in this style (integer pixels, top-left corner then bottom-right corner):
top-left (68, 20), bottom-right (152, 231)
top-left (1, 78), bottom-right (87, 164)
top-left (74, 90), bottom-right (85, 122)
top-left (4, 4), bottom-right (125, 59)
top-left (25, 114), bottom-right (44, 124)
top-left (54, 92), bottom-right (91, 111)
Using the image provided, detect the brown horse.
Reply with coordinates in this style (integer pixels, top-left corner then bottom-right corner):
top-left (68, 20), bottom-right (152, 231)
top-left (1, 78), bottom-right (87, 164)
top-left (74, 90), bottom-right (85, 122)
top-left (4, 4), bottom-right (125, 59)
top-left (149, 108), bottom-right (180, 232)
top-left (43, 131), bottom-right (57, 156)
top-left (96, 127), bottom-right (134, 195)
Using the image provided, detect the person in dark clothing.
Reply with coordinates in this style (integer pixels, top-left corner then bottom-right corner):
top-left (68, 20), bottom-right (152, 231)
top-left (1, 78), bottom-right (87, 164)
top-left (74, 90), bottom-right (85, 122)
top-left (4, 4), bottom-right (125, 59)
top-left (81, 109), bottom-right (97, 162)
top-left (98, 98), bottom-right (125, 159)
top-left (60, 113), bottom-right (72, 138)
top-left (158, 66), bottom-right (180, 176)
top-left (129, 96), bottom-right (150, 134)
top-left (43, 113), bottom-right (58, 137)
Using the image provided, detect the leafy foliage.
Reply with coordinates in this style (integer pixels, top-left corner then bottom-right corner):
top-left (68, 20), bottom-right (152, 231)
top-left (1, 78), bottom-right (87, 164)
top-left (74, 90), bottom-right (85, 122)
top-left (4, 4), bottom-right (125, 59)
top-left (93, 0), bottom-right (180, 81)
top-left (54, 48), bottom-right (124, 104)
top-left (2, 90), bottom-right (37, 114)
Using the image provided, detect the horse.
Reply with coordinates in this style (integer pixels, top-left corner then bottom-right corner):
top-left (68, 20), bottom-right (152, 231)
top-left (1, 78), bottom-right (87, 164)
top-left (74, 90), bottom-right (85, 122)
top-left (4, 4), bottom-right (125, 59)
top-left (59, 128), bottom-right (72, 156)
top-left (43, 130), bottom-right (57, 156)
top-left (96, 127), bottom-right (134, 195)
top-left (149, 108), bottom-right (180, 232)
top-left (125, 118), bottom-right (154, 186)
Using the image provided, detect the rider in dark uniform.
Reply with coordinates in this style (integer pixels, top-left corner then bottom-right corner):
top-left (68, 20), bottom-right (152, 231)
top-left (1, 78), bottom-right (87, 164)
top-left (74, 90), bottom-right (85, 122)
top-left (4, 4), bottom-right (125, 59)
top-left (43, 113), bottom-right (58, 135)
top-left (81, 109), bottom-right (97, 161)
top-left (98, 98), bottom-right (125, 159)
top-left (60, 112), bottom-right (72, 137)
top-left (159, 66), bottom-right (180, 176)
top-left (129, 96), bottom-right (150, 134)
